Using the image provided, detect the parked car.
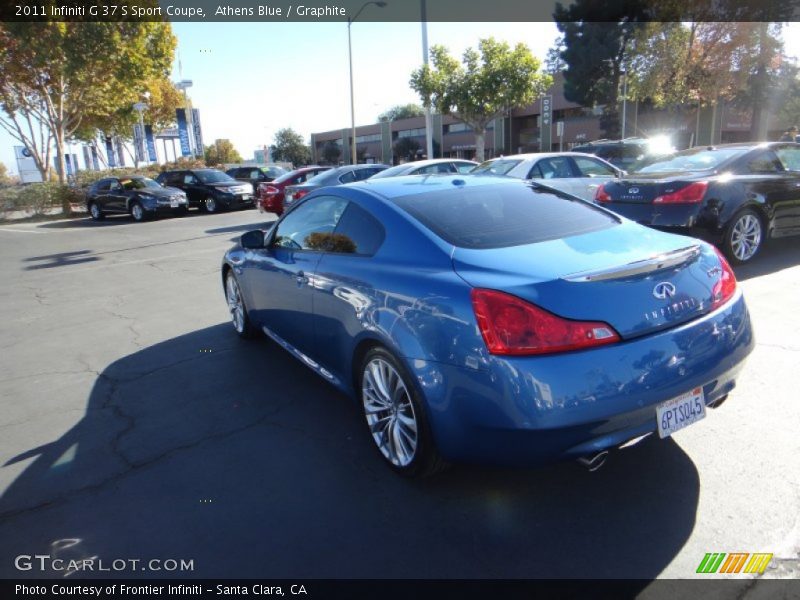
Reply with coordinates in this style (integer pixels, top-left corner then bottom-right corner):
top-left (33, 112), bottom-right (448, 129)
top-left (222, 174), bottom-right (753, 476)
top-left (594, 142), bottom-right (800, 263)
top-left (86, 175), bottom-right (188, 222)
top-left (155, 169), bottom-right (254, 213)
top-left (473, 152), bottom-right (624, 201)
top-left (572, 137), bottom-right (675, 170)
top-left (226, 165), bottom-right (288, 193)
top-left (258, 166), bottom-right (332, 216)
top-left (283, 164), bottom-right (389, 210)
top-left (369, 158), bottom-right (478, 179)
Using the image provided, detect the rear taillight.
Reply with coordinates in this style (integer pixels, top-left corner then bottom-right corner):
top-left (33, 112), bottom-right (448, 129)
top-left (653, 182), bottom-right (708, 204)
top-left (711, 247), bottom-right (737, 309)
top-left (264, 185), bottom-right (279, 195)
top-left (594, 183), bottom-right (612, 203)
top-left (470, 289), bottom-right (621, 356)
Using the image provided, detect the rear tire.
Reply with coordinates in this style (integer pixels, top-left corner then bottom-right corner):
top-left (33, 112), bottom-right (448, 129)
top-left (359, 346), bottom-right (447, 477)
top-left (723, 208), bottom-right (764, 264)
top-left (88, 202), bottom-right (105, 221)
top-left (202, 196), bottom-right (219, 213)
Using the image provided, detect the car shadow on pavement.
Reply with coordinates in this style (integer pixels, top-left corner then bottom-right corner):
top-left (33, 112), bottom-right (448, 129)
top-left (37, 217), bottom-right (141, 229)
top-left (0, 324), bottom-right (699, 582)
top-left (734, 236), bottom-right (800, 281)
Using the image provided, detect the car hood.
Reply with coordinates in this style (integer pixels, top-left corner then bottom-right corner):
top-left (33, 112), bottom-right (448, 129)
top-left (452, 221), bottom-right (725, 340)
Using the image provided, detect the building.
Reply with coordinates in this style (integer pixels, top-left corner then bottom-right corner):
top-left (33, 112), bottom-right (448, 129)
top-left (310, 74), bottom-right (782, 165)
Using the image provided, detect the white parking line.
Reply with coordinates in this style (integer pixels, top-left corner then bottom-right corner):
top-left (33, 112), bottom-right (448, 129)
top-left (0, 228), bottom-right (47, 234)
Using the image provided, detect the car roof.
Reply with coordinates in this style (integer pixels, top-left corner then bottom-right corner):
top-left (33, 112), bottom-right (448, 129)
top-left (355, 173), bottom-right (526, 200)
top-left (482, 152), bottom-right (613, 162)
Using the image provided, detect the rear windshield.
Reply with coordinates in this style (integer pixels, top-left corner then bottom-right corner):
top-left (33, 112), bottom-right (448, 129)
top-left (471, 159), bottom-right (522, 176)
top-left (369, 164), bottom-right (413, 179)
top-left (393, 183), bottom-right (618, 249)
top-left (196, 170), bottom-right (236, 183)
top-left (636, 147), bottom-right (747, 173)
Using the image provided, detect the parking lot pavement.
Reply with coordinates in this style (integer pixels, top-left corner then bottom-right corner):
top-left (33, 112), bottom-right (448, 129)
top-left (0, 211), bottom-right (798, 582)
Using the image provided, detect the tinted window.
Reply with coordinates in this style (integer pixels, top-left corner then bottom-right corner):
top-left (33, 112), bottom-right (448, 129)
top-left (338, 170), bottom-right (357, 184)
top-left (356, 168), bottom-right (384, 180)
top-left (184, 173), bottom-right (198, 185)
top-left (747, 151), bottom-right (783, 174)
top-left (416, 163), bottom-right (454, 175)
top-left (776, 146), bottom-right (800, 171)
top-left (120, 177), bottom-right (161, 190)
top-left (272, 196), bottom-right (348, 251)
top-left (535, 157), bottom-right (574, 179)
top-left (261, 166), bottom-right (287, 178)
top-left (393, 183), bottom-right (617, 249)
top-left (573, 156), bottom-right (617, 177)
top-left (93, 179), bottom-right (113, 192)
top-left (455, 162), bottom-right (476, 174)
top-left (332, 203), bottom-right (385, 255)
top-left (195, 170), bottom-right (236, 183)
top-left (472, 159), bottom-right (522, 175)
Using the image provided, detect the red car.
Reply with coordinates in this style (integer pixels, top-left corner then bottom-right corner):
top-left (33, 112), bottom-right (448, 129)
top-left (257, 166), bottom-right (332, 215)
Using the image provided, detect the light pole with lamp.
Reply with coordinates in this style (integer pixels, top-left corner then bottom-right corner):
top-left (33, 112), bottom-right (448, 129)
top-left (133, 93), bottom-right (149, 166)
top-left (348, 1), bottom-right (386, 165)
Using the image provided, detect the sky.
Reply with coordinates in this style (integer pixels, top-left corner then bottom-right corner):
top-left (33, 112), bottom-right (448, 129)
top-left (2, 21), bottom-right (800, 174)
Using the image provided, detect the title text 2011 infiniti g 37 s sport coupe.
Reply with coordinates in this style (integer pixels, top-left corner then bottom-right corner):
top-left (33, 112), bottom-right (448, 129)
top-left (221, 175), bottom-right (754, 477)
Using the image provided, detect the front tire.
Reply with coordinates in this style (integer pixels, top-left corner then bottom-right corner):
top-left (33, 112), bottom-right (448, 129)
top-left (225, 272), bottom-right (258, 339)
top-left (130, 201), bottom-right (146, 222)
top-left (360, 347), bottom-right (446, 477)
top-left (723, 208), bottom-right (764, 264)
top-left (88, 202), bottom-right (105, 221)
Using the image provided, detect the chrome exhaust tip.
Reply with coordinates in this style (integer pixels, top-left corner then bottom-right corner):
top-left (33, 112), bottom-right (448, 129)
top-left (707, 394), bottom-right (728, 409)
top-left (577, 450), bottom-right (609, 472)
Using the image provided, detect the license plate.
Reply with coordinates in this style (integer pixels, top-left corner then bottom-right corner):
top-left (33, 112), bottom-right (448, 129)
top-left (170, 199), bottom-right (179, 208)
top-left (656, 387), bottom-right (706, 438)
top-left (241, 194), bottom-right (252, 200)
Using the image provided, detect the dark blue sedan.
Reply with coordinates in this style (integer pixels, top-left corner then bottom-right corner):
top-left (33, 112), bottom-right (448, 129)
top-left (222, 175), bottom-right (754, 476)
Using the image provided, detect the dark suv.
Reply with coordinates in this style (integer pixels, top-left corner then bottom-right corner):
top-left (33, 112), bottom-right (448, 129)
top-left (86, 175), bottom-right (188, 222)
top-left (155, 169), bottom-right (254, 213)
top-left (572, 138), bottom-right (673, 171)
top-left (226, 165), bottom-right (288, 193)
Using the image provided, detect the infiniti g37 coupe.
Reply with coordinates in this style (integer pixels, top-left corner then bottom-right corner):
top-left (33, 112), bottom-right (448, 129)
top-left (594, 142), bottom-right (800, 263)
top-left (221, 175), bottom-right (754, 476)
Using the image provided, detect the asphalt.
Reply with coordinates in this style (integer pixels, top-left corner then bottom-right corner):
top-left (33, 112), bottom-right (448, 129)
top-left (0, 209), bottom-right (797, 585)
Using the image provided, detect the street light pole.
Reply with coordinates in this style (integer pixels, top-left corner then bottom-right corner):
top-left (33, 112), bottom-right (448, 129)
top-left (421, 0), bottom-right (433, 159)
top-left (621, 69), bottom-right (628, 139)
top-left (133, 101), bottom-right (147, 165)
top-left (347, 1), bottom-right (387, 165)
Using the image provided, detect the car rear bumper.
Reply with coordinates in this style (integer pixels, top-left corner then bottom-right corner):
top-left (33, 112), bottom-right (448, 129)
top-left (258, 194), bottom-right (283, 214)
top-left (407, 291), bottom-right (754, 466)
top-left (599, 202), bottom-right (723, 235)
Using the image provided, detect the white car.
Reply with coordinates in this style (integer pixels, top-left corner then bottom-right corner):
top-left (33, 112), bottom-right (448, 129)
top-left (472, 152), bottom-right (625, 201)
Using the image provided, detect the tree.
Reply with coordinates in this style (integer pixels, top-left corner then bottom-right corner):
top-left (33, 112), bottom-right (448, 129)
top-left (321, 140), bottom-right (341, 165)
top-left (554, 0), bottom-right (650, 138)
top-left (410, 38), bottom-right (552, 161)
top-left (269, 128), bottom-right (311, 167)
top-left (0, 162), bottom-right (10, 186)
top-left (0, 19), bottom-right (176, 212)
top-left (545, 36), bottom-right (566, 75)
top-left (378, 104), bottom-right (425, 122)
top-left (204, 139), bottom-right (242, 166)
top-left (393, 138), bottom-right (421, 163)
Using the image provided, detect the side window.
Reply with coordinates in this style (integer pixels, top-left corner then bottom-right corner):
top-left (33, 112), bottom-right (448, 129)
top-left (536, 157), bottom-right (575, 179)
top-left (184, 173), bottom-right (198, 185)
top-left (748, 151), bottom-right (783, 174)
top-left (455, 162), bottom-right (475, 174)
top-left (415, 164), bottom-right (438, 175)
top-left (109, 179), bottom-right (122, 191)
top-left (526, 163), bottom-right (545, 179)
top-left (94, 179), bottom-right (112, 192)
top-left (775, 146), bottom-right (800, 171)
top-left (353, 169), bottom-right (376, 181)
top-left (332, 202), bottom-right (386, 256)
top-left (250, 170), bottom-right (260, 179)
top-left (573, 156), bottom-right (617, 177)
top-left (272, 196), bottom-right (349, 251)
top-left (338, 170), bottom-right (356, 184)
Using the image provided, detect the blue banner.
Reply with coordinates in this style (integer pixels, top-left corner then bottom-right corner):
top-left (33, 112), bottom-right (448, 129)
top-left (176, 108), bottom-right (192, 157)
top-left (144, 125), bottom-right (158, 162)
top-left (105, 136), bottom-right (116, 168)
top-left (192, 108), bottom-right (204, 156)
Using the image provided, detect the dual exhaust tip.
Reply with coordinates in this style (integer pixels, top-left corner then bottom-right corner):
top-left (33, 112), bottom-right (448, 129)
top-left (577, 450), bottom-right (609, 472)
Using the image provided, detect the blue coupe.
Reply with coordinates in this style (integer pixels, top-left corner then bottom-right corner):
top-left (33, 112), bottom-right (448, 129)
top-left (222, 175), bottom-right (754, 476)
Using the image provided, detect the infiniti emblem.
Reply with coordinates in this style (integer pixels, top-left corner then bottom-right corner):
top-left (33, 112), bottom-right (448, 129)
top-left (628, 187), bottom-right (639, 194)
top-left (653, 282), bottom-right (677, 299)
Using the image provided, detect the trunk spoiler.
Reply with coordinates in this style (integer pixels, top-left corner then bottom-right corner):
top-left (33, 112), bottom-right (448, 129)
top-left (562, 245), bottom-right (701, 282)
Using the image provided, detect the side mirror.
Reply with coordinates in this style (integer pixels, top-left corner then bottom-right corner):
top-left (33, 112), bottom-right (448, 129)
top-left (241, 230), bottom-right (265, 249)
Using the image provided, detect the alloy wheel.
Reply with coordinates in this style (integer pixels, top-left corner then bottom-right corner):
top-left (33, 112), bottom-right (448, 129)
top-left (205, 197), bottom-right (217, 212)
top-left (730, 213), bottom-right (762, 262)
top-left (225, 275), bottom-right (245, 333)
top-left (362, 358), bottom-right (418, 467)
top-left (131, 203), bottom-right (144, 221)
